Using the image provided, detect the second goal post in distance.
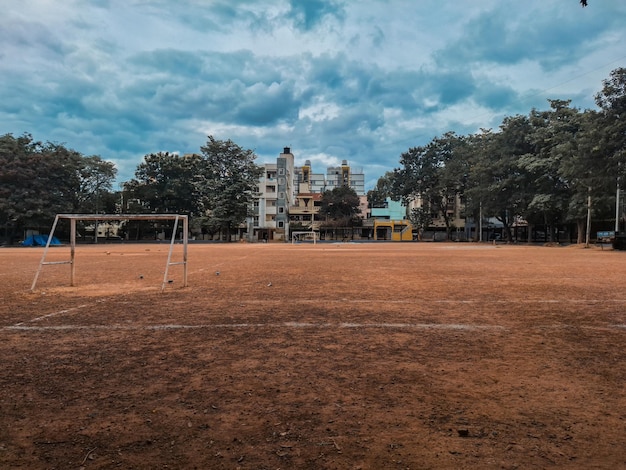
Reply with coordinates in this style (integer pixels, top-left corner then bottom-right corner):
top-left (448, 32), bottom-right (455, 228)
top-left (291, 231), bottom-right (318, 244)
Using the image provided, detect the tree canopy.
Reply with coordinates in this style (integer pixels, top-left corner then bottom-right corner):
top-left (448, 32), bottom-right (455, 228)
top-left (122, 137), bottom-right (262, 241)
top-left (0, 133), bottom-right (117, 243)
top-left (319, 185), bottom-right (361, 226)
top-left (367, 171), bottom-right (395, 208)
top-left (377, 67), bottom-right (625, 243)
top-left (198, 136), bottom-right (263, 241)
top-left (124, 152), bottom-right (204, 215)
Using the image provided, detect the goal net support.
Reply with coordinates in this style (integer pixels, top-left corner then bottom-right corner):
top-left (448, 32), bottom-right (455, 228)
top-left (30, 214), bottom-right (188, 292)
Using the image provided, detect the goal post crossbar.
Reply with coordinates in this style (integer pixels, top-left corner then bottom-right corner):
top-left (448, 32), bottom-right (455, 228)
top-left (30, 214), bottom-right (189, 292)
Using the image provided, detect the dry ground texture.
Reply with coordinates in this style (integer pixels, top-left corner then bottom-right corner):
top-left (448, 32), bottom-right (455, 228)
top-left (0, 241), bottom-right (625, 469)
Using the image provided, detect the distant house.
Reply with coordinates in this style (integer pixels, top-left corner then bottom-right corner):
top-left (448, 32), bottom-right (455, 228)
top-left (407, 193), bottom-right (466, 241)
top-left (369, 197), bottom-right (413, 241)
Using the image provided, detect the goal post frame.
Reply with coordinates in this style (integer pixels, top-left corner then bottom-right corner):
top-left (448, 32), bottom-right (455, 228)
top-left (30, 214), bottom-right (188, 292)
top-left (291, 230), bottom-right (319, 244)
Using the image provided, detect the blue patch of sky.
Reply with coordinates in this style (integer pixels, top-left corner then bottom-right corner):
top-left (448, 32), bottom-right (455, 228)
top-left (287, 0), bottom-right (345, 31)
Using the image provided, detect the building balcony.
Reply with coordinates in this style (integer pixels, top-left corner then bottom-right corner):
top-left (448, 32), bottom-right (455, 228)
top-left (289, 207), bottom-right (316, 215)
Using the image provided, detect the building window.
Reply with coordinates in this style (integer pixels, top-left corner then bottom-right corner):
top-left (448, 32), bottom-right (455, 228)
top-left (278, 221), bottom-right (284, 228)
top-left (278, 168), bottom-right (285, 175)
top-left (278, 207), bottom-right (284, 214)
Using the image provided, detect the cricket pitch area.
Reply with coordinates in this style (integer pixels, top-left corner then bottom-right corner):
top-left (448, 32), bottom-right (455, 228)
top-left (1, 242), bottom-right (625, 469)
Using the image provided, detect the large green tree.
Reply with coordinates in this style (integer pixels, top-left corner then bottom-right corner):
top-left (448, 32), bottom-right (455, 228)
top-left (581, 67), bottom-right (626, 236)
top-left (0, 133), bottom-right (116, 243)
top-left (519, 100), bottom-right (581, 242)
top-left (553, 108), bottom-right (614, 243)
top-left (462, 129), bottom-right (496, 240)
top-left (394, 132), bottom-right (468, 240)
top-left (124, 152), bottom-right (203, 215)
top-left (199, 136), bottom-right (262, 241)
top-left (76, 155), bottom-right (118, 214)
top-left (595, 68), bottom-right (626, 195)
top-left (481, 115), bottom-right (534, 241)
top-left (367, 171), bottom-right (395, 208)
top-left (319, 185), bottom-right (361, 224)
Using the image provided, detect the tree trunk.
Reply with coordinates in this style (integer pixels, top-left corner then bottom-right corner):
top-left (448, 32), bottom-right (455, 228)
top-left (576, 219), bottom-right (585, 244)
top-left (503, 224), bottom-right (513, 243)
top-left (442, 212), bottom-right (452, 241)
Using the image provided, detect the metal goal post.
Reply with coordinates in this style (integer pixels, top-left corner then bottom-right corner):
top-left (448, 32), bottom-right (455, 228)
top-left (291, 230), bottom-right (319, 244)
top-left (30, 214), bottom-right (188, 292)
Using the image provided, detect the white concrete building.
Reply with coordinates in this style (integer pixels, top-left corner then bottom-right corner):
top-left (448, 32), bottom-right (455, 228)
top-left (324, 160), bottom-right (365, 196)
top-left (250, 150), bottom-right (366, 241)
top-left (250, 147), bottom-right (295, 242)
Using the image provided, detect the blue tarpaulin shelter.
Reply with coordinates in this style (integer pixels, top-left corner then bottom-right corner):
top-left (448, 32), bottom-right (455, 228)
top-left (22, 234), bottom-right (61, 246)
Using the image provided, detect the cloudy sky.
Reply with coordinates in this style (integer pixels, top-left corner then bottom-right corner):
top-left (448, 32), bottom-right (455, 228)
top-left (2, 1), bottom-right (625, 190)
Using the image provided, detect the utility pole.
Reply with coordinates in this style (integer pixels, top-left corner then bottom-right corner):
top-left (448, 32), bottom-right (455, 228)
top-left (585, 186), bottom-right (592, 248)
top-left (479, 201), bottom-right (483, 242)
top-left (615, 181), bottom-right (620, 233)
top-left (616, 169), bottom-right (621, 233)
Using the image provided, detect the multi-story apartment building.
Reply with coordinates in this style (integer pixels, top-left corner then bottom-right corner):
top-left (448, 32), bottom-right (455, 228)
top-left (324, 160), bottom-right (365, 196)
top-left (292, 159), bottom-right (367, 232)
top-left (293, 159), bottom-right (365, 196)
top-left (289, 159), bottom-right (323, 230)
top-left (249, 149), bottom-right (366, 241)
top-left (250, 147), bottom-right (295, 242)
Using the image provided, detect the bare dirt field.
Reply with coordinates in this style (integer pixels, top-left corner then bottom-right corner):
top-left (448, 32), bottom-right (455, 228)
top-left (0, 241), bottom-right (625, 469)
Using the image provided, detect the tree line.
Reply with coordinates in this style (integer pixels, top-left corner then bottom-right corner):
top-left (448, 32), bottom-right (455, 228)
top-left (369, 67), bottom-right (626, 243)
top-left (122, 136), bottom-right (262, 241)
top-left (1, 68), bottom-right (624, 244)
top-left (0, 134), bottom-right (262, 243)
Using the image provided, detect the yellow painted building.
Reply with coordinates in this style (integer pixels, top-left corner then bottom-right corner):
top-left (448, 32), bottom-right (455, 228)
top-left (373, 219), bottom-right (413, 241)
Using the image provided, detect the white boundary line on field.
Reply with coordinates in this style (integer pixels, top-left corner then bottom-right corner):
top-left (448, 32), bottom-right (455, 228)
top-left (3, 323), bottom-right (626, 333)
top-left (3, 322), bottom-right (504, 332)
top-left (236, 299), bottom-right (626, 304)
top-left (11, 304), bottom-right (89, 326)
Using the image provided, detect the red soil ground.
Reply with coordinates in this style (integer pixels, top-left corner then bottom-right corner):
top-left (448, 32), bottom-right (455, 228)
top-left (0, 242), bottom-right (625, 469)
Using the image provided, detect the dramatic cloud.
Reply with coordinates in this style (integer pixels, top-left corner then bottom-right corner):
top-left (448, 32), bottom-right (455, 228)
top-left (1, 0), bottom-right (625, 189)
